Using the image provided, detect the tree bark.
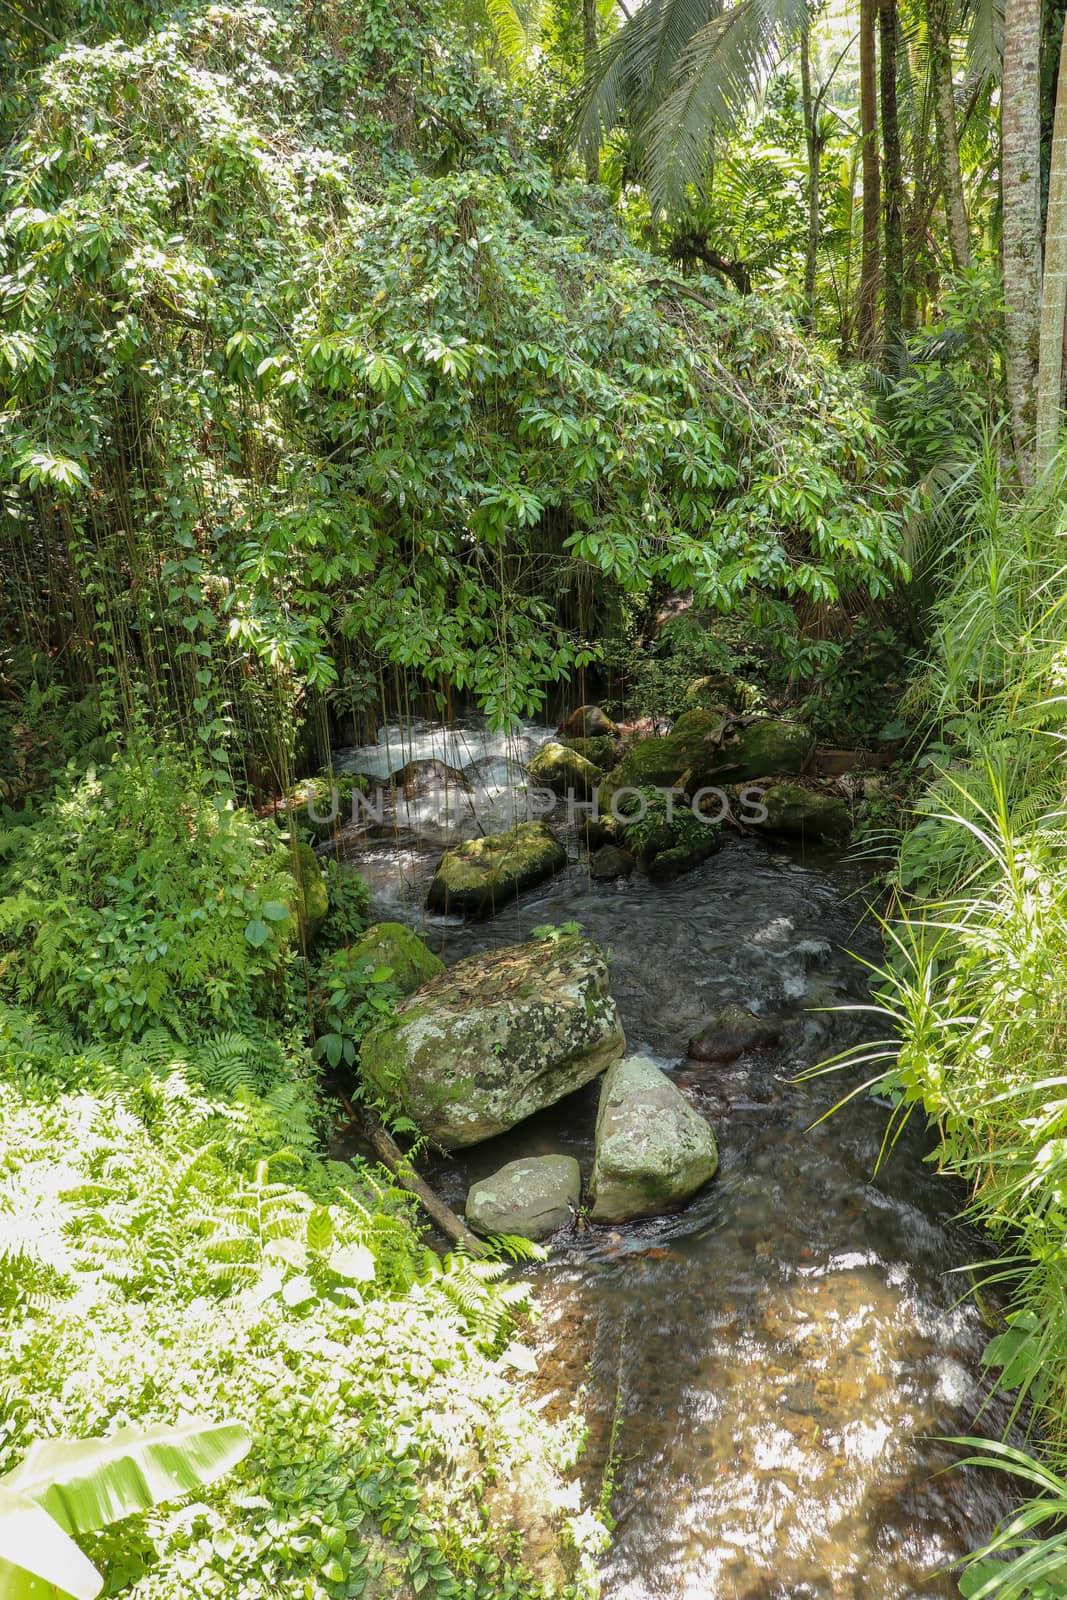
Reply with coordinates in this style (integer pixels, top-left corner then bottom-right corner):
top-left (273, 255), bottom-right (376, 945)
top-left (583, 0), bottom-right (600, 184)
top-left (858, 0), bottom-right (882, 357)
top-left (928, 0), bottom-right (973, 274)
top-left (800, 21), bottom-right (819, 329)
top-left (1003, 0), bottom-right (1044, 484)
top-left (1037, 17), bottom-right (1067, 473)
top-left (345, 1100), bottom-right (489, 1256)
top-left (879, 0), bottom-right (906, 367)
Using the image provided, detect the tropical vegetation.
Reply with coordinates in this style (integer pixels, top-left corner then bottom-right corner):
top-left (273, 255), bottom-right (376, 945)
top-left (5, 0), bottom-right (1067, 1591)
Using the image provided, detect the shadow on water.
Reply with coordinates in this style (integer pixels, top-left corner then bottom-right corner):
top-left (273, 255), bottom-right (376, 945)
top-left (328, 718), bottom-right (1020, 1600)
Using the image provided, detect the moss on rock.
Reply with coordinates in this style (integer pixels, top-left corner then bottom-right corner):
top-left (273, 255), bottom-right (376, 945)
top-left (426, 821), bottom-right (566, 918)
top-left (360, 935), bottom-right (625, 1147)
top-left (346, 922), bottom-right (444, 995)
top-left (289, 840), bottom-right (329, 945)
top-left (758, 783), bottom-right (851, 843)
top-left (527, 741), bottom-right (600, 800)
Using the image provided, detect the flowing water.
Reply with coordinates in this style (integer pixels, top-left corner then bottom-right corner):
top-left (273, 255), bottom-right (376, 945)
top-left (330, 718), bottom-right (1017, 1599)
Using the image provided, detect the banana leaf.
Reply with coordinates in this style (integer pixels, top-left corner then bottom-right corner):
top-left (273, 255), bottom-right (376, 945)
top-left (0, 1483), bottom-right (102, 1600)
top-left (0, 1420), bottom-right (252, 1536)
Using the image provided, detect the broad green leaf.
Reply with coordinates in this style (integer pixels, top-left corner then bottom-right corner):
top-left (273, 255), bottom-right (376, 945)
top-left (0, 1421), bottom-right (252, 1535)
top-left (330, 1244), bottom-right (376, 1283)
top-left (0, 1483), bottom-right (102, 1600)
top-left (244, 919), bottom-right (270, 948)
top-left (261, 901), bottom-right (291, 922)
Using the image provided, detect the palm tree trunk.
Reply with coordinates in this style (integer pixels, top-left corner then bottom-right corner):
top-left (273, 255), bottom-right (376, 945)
top-left (583, 0), bottom-right (600, 184)
top-left (800, 21), bottom-right (819, 330)
top-left (858, 0), bottom-right (882, 357)
top-left (1002, 0), bottom-right (1044, 484)
top-left (928, 0), bottom-right (973, 273)
top-left (880, 0), bottom-right (906, 367)
top-left (1037, 16), bottom-right (1067, 473)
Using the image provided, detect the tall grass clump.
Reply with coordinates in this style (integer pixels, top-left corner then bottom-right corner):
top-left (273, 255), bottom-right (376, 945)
top-left (841, 457), bottom-right (1067, 1597)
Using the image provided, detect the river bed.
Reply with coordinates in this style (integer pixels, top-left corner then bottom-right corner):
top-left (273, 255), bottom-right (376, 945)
top-left (329, 718), bottom-right (1016, 1599)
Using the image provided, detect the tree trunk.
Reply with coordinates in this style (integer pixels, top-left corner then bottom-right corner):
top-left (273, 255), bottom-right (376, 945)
top-left (800, 21), bottom-right (819, 330)
top-left (858, 0), bottom-right (882, 357)
top-left (1037, 17), bottom-right (1067, 473)
top-left (928, 0), bottom-right (973, 273)
top-left (1002, 0), bottom-right (1044, 484)
top-left (879, 0), bottom-right (906, 367)
top-left (583, 0), bottom-right (600, 184)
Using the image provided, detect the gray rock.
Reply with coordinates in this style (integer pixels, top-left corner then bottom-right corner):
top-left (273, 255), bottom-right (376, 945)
top-left (590, 1054), bottom-right (718, 1221)
top-left (758, 782), bottom-right (851, 843)
top-left (466, 1155), bottom-right (582, 1240)
top-left (360, 935), bottom-right (625, 1148)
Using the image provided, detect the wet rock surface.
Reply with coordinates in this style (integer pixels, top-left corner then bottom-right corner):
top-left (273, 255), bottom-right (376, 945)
top-left (426, 821), bottom-right (567, 917)
top-left (466, 1154), bottom-right (582, 1240)
top-left (589, 1054), bottom-right (718, 1221)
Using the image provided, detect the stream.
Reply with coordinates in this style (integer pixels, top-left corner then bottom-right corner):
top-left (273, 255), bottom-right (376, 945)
top-left (328, 717), bottom-right (1017, 1599)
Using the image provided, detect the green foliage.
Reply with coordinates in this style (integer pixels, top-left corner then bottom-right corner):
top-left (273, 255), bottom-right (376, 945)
top-left (0, 0), bottom-right (906, 751)
top-left (319, 859), bottom-right (372, 951)
top-left (0, 1015), bottom-right (604, 1599)
top-left (0, 751), bottom-right (294, 1038)
top-left (313, 948), bottom-right (399, 1069)
top-left (796, 618), bottom-right (911, 747)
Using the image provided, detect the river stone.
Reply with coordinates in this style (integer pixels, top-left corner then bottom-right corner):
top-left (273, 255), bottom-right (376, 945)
top-left (590, 1054), bottom-right (718, 1221)
top-left (686, 718), bottom-right (813, 788)
top-left (360, 935), bottom-right (625, 1148)
top-left (557, 704), bottom-right (617, 737)
top-left (345, 921), bottom-right (444, 996)
top-left (527, 740), bottom-right (599, 800)
top-left (588, 844), bottom-right (633, 881)
top-left (389, 758), bottom-right (470, 795)
top-left (759, 783), bottom-right (851, 843)
top-left (426, 821), bottom-right (567, 918)
top-left (557, 734), bottom-right (617, 770)
top-left (601, 709), bottom-right (722, 793)
top-left (289, 840), bottom-right (329, 945)
top-left (688, 1003), bottom-right (780, 1062)
top-left (466, 1155), bottom-right (582, 1240)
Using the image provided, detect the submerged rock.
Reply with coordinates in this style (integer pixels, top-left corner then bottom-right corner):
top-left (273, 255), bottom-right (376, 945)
top-left (589, 1054), bottom-right (718, 1221)
top-left (686, 719), bottom-right (813, 787)
top-left (426, 821), bottom-right (567, 918)
top-left (389, 758), bottom-right (470, 795)
top-left (345, 921), bottom-right (444, 996)
top-left (526, 740), bottom-right (599, 800)
top-left (466, 1155), bottom-right (582, 1240)
top-left (688, 1003), bottom-right (781, 1062)
top-left (360, 935), bottom-right (625, 1148)
top-left (289, 840), bottom-right (329, 944)
top-left (759, 783), bottom-right (851, 843)
top-left (588, 844), bottom-right (633, 881)
top-left (557, 704), bottom-right (617, 738)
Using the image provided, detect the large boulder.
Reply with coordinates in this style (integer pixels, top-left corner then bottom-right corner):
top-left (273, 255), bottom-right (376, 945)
top-left (289, 840), bottom-right (329, 944)
top-left (426, 821), bottom-right (567, 918)
top-left (589, 1055), bottom-right (718, 1221)
top-left (686, 719), bottom-right (813, 788)
top-left (588, 844), bottom-right (633, 881)
top-left (602, 709), bottom-right (722, 793)
top-left (389, 759), bottom-right (470, 796)
top-left (758, 783), bottom-right (851, 843)
top-left (345, 922), bottom-right (444, 996)
top-left (466, 1155), bottom-right (582, 1240)
top-left (526, 741), bottom-right (599, 800)
top-left (360, 935), bottom-right (625, 1148)
top-left (557, 704), bottom-right (617, 738)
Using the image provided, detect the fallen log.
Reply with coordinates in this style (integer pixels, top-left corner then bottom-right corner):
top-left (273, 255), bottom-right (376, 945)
top-left (340, 1093), bottom-right (488, 1256)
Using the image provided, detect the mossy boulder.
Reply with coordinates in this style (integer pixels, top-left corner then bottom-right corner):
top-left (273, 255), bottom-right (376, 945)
top-left (602, 709), bottom-right (722, 793)
top-left (360, 935), bottom-right (625, 1148)
top-left (556, 704), bottom-right (616, 737)
top-left (588, 845), bottom-right (633, 881)
top-left (686, 718), bottom-right (814, 788)
top-left (688, 1003), bottom-right (781, 1062)
top-left (346, 922), bottom-right (444, 996)
top-left (289, 840), bottom-right (329, 945)
top-left (426, 821), bottom-right (567, 918)
top-left (589, 1054), bottom-right (718, 1221)
top-left (557, 734), bottom-right (617, 770)
top-left (684, 674), bottom-right (748, 712)
top-left (758, 783), bottom-right (851, 843)
top-left (526, 741), bottom-right (599, 800)
top-left (466, 1155), bottom-right (582, 1240)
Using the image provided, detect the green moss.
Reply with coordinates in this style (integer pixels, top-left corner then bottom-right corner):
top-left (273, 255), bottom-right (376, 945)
top-left (289, 841), bottom-right (329, 945)
top-left (346, 922), bottom-right (444, 995)
top-left (527, 741), bottom-right (599, 798)
top-left (556, 735), bottom-right (616, 770)
top-left (426, 822), bottom-right (567, 918)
